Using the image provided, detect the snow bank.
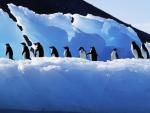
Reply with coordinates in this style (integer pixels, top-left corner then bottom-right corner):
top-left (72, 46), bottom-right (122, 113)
top-left (7, 4), bottom-right (141, 60)
top-left (0, 57), bottom-right (150, 113)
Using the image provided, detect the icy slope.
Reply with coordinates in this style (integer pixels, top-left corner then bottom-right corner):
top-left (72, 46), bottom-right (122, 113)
top-left (7, 4), bottom-right (141, 60)
top-left (0, 57), bottom-right (150, 113)
top-left (0, 9), bottom-right (23, 59)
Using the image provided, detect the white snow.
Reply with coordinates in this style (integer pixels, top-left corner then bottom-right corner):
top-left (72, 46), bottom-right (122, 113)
top-left (5, 4), bottom-right (142, 60)
top-left (0, 57), bottom-right (150, 113)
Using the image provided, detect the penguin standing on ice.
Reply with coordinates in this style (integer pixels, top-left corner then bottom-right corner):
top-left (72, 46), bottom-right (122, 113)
top-left (87, 47), bottom-right (98, 61)
top-left (131, 41), bottom-right (143, 59)
top-left (141, 43), bottom-right (150, 59)
top-left (64, 47), bottom-right (72, 57)
top-left (5, 43), bottom-right (14, 60)
top-left (49, 46), bottom-right (59, 57)
top-left (78, 47), bottom-right (86, 59)
top-left (111, 48), bottom-right (119, 61)
top-left (21, 42), bottom-right (31, 60)
top-left (34, 42), bottom-right (44, 57)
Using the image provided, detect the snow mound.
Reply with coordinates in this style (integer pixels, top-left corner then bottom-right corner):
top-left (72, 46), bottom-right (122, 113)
top-left (6, 4), bottom-right (141, 60)
top-left (0, 57), bottom-right (150, 113)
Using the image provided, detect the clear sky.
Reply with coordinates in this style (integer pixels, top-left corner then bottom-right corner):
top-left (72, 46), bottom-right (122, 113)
top-left (85, 0), bottom-right (150, 33)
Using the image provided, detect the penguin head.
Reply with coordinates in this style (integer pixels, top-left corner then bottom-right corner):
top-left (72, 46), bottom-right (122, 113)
top-left (90, 47), bottom-right (96, 51)
top-left (64, 46), bottom-right (69, 50)
top-left (34, 43), bottom-right (39, 48)
top-left (34, 42), bottom-right (41, 48)
top-left (50, 46), bottom-right (55, 49)
top-left (5, 43), bottom-right (10, 47)
top-left (131, 41), bottom-right (137, 46)
top-left (36, 42), bottom-right (41, 46)
top-left (78, 47), bottom-right (84, 51)
top-left (20, 42), bottom-right (26, 46)
top-left (49, 46), bottom-right (56, 51)
top-left (113, 48), bottom-right (117, 51)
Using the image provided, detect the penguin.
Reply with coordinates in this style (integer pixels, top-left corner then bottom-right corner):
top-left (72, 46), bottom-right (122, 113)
top-left (5, 43), bottom-right (14, 60)
top-left (87, 47), bottom-right (98, 61)
top-left (111, 48), bottom-right (119, 61)
top-left (131, 41), bottom-right (143, 59)
top-left (64, 47), bottom-right (72, 57)
top-left (21, 42), bottom-right (31, 60)
top-left (34, 42), bottom-right (44, 57)
top-left (78, 47), bottom-right (86, 59)
top-left (49, 46), bottom-right (59, 57)
top-left (141, 43), bottom-right (150, 59)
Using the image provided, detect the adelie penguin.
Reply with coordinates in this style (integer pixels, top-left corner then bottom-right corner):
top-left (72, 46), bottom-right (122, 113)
top-left (5, 43), bottom-right (14, 60)
top-left (141, 43), bottom-right (150, 59)
top-left (34, 42), bottom-right (44, 57)
top-left (131, 41), bottom-right (143, 59)
top-left (21, 42), bottom-right (31, 60)
top-left (111, 48), bottom-right (119, 61)
top-left (87, 47), bottom-right (98, 61)
top-left (64, 47), bottom-right (72, 57)
top-left (78, 47), bottom-right (86, 59)
top-left (49, 46), bottom-right (59, 57)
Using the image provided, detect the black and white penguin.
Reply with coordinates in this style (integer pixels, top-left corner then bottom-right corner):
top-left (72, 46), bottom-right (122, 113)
top-left (78, 47), bottom-right (86, 59)
top-left (87, 47), bottom-right (98, 61)
top-left (111, 48), bottom-right (119, 61)
top-left (5, 43), bottom-right (14, 60)
top-left (141, 43), bottom-right (150, 59)
top-left (131, 41), bottom-right (143, 59)
top-left (34, 42), bottom-right (44, 57)
top-left (21, 42), bottom-right (31, 60)
top-left (49, 46), bottom-right (59, 57)
top-left (64, 47), bottom-right (72, 57)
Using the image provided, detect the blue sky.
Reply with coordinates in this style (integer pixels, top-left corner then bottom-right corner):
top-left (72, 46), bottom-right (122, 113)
top-left (85, 0), bottom-right (150, 33)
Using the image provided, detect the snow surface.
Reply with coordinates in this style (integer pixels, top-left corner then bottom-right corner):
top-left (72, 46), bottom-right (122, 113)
top-left (4, 4), bottom-right (142, 60)
top-left (0, 57), bottom-right (150, 113)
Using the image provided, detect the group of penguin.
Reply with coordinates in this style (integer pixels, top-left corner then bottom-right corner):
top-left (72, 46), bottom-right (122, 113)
top-left (4, 41), bottom-right (150, 61)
